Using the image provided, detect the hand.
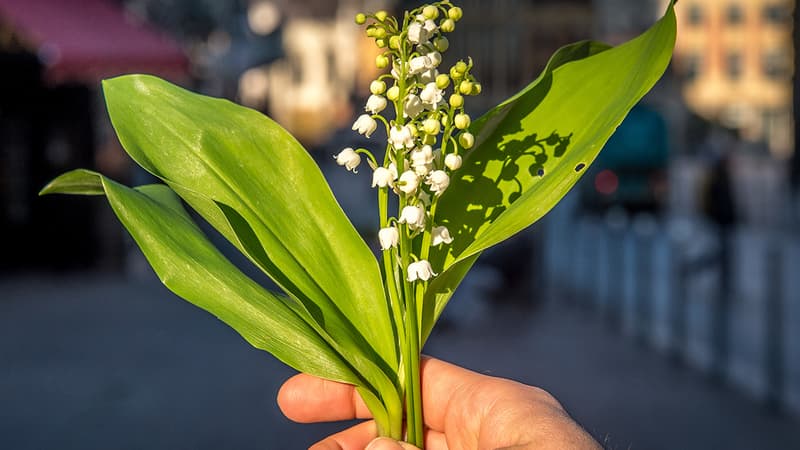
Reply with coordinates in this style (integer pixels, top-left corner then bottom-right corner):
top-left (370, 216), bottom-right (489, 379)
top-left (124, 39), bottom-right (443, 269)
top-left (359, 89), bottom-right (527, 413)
top-left (278, 356), bottom-right (602, 450)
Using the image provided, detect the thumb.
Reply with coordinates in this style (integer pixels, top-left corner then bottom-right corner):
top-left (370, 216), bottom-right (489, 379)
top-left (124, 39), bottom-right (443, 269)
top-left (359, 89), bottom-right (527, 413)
top-left (365, 437), bottom-right (421, 450)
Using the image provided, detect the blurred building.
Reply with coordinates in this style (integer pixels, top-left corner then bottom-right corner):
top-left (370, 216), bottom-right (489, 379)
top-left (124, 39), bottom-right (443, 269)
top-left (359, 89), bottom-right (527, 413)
top-left (669, 0), bottom-right (795, 159)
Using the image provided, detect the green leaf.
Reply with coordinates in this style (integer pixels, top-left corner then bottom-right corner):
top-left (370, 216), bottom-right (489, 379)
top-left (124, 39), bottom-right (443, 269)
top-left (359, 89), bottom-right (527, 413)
top-left (42, 169), bottom-right (362, 384)
top-left (424, 1), bottom-right (677, 340)
top-left (100, 75), bottom-right (398, 387)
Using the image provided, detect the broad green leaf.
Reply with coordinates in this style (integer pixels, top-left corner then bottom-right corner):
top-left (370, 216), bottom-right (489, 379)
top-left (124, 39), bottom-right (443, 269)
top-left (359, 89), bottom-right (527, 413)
top-left (41, 169), bottom-right (362, 384)
top-left (101, 76), bottom-right (398, 386)
top-left (424, 1), bottom-right (676, 340)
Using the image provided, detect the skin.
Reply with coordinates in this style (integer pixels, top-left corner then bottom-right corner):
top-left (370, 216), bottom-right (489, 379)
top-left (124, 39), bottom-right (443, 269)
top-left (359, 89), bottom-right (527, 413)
top-left (278, 357), bottom-right (603, 450)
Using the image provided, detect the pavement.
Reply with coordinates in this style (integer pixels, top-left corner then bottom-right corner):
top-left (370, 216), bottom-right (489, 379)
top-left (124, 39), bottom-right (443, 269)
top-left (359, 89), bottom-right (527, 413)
top-left (1, 272), bottom-right (799, 450)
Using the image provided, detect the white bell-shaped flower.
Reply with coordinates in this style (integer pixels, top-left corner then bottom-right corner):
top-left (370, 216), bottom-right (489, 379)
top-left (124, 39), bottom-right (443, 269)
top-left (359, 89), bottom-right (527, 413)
top-left (407, 259), bottom-right (437, 282)
top-left (398, 170), bottom-right (420, 194)
top-left (431, 226), bottom-right (454, 246)
top-left (404, 94), bottom-right (424, 118)
top-left (399, 205), bottom-right (426, 230)
top-left (426, 51), bottom-right (442, 68)
top-left (378, 226), bottom-right (399, 250)
top-left (419, 82), bottom-right (443, 109)
top-left (365, 94), bottom-right (387, 114)
top-left (423, 19), bottom-right (438, 34)
top-left (389, 125), bottom-right (415, 149)
top-left (418, 68), bottom-right (438, 84)
top-left (407, 21), bottom-right (430, 44)
top-left (426, 170), bottom-right (450, 195)
top-left (409, 55), bottom-right (432, 75)
top-left (352, 114), bottom-right (377, 138)
top-left (410, 145), bottom-right (434, 167)
top-left (334, 148), bottom-right (361, 172)
top-left (372, 166), bottom-right (397, 188)
top-left (444, 153), bottom-right (462, 171)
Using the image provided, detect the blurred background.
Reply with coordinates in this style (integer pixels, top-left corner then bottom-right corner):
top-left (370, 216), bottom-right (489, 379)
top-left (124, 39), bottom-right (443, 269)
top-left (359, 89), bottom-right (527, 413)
top-left (3, 0), bottom-right (800, 448)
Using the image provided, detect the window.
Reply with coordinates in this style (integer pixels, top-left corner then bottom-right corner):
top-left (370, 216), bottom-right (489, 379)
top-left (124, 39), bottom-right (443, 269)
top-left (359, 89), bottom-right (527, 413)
top-left (685, 54), bottom-right (701, 80)
top-left (763, 4), bottom-right (790, 24)
top-left (763, 49), bottom-right (791, 79)
top-left (727, 52), bottom-right (742, 80)
top-left (688, 4), bottom-right (704, 25)
top-left (726, 3), bottom-right (743, 25)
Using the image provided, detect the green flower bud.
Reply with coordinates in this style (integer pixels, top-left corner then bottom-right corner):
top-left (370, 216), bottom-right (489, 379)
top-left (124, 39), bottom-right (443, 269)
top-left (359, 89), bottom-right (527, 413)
top-left (389, 35), bottom-right (402, 50)
top-left (386, 85), bottom-right (400, 101)
top-left (423, 5), bottom-right (439, 20)
top-left (375, 10), bottom-right (388, 22)
top-left (423, 134), bottom-right (437, 145)
top-left (441, 114), bottom-right (450, 127)
top-left (375, 54), bottom-right (389, 69)
top-left (373, 27), bottom-right (387, 39)
top-left (365, 26), bottom-right (376, 37)
top-left (455, 61), bottom-right (468, 74)
top-left (355, 13), bottom-right (366, 24)
top-left (459, 131), bottom-right (475, 149)
top-left (449, 94), bottom-right (464, 108)
top-left (434, 36), bottom-right (449, 52)
top-left (454, 113), bottom-right (471, 129)
top-left (435, 74), bottom-right (450, 89)
top-left (370, 80), bottom-right (387, 95)
top-left (376, 38), bottom-right (387, 48)
top-left (449, 66), bottom-right (462, 81)
top-left (440, 18), bottom-right (455, 33)
top-left (471, 82), bottom-right (482, 95)
top-left (423, 118), bottom-right (441, 135)
top-left (459, 80), bottom-right (473, 95)
top-left (448, 6), bottom-right (463, 21)
top-left (408, 123), bottom-right (418, 137)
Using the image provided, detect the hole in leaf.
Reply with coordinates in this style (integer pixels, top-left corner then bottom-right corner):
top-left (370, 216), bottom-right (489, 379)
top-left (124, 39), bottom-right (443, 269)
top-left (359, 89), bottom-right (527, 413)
top-left (574, 163), bottom-right (586, 172)
top-left (537, 168), bottom-right (545, 177)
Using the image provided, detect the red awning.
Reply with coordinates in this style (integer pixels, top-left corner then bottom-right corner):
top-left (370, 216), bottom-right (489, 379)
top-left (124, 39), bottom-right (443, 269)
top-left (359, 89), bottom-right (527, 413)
top-left (0, 0), bottom-right (188, 84)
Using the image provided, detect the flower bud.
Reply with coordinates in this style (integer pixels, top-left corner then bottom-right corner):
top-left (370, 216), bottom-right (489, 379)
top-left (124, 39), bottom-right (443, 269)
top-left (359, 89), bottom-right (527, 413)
top-left (389, 35), bottom-right (402, 50)
top-left (448, 7), bottom-right (463, 21)
top-left (373, 27), bottom-right (387, 39)
top-left (471, 82), bottom-right (482, 95)
top-left (434, 36), bottom-right (449, 52)
top-left (334, 147), bottom-right (361, 172)
top-left (375, 10), bottom-right (388, 22)
top-left (444, 153), bottom-right (462, 171)
top-left (370, 80), bottom-right (386, 95)
top-left (378, 226), bottom-right (399, 250)
top-left (459, 80), bottom-right (473, 95)
top-left (454, 113), bottom-right (471, 130)
top-left (398, 170), bottom-right (420, 194)
top-left (386, 85), bottom-right (400, 101)
top-left (423, 5), bottom-right (439, 20)
top-left (422, 134), bottom-right (436, 146)
top-left (440, 114), bottom-right (450, 127)
top-left (459, 131), bottom-right (475, 149)
top-left (355, 13), bottom-right (366, 24)
top-left (440, 18), bottom-right (455, 33)
top-left (375, 54), bottom-right (389, 68)
top-left (407, 259), bottom-right (436, 282)
top-left (449, 94), bottom-right (464, 108)
top-left (435, 74), bottom-right (450, 89)
top-left (449, 66), bottom-right (462, 81)
top-left (376, 38), bottom-right (387, 48)
top-left (431, 226), bottom-right (454, 246)
top-left (454, 61), bottom-right (468, 74)
top-left (423, 118), bottom-right (441, 135)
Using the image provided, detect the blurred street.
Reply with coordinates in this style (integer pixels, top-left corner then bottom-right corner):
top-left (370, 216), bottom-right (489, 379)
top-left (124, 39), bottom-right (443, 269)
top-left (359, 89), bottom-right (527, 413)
top-left (2, 272), bottom-right (799, 450)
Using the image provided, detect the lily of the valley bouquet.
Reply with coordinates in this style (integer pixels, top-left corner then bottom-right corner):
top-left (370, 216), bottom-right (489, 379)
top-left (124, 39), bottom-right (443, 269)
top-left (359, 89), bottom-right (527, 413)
top-left (42, 1), bottom-right (676, 448)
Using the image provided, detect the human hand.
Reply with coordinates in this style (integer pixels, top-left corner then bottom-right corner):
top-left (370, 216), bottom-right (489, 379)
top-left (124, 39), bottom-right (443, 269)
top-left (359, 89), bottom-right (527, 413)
top-left (278, 356), bottom-right (602, 450)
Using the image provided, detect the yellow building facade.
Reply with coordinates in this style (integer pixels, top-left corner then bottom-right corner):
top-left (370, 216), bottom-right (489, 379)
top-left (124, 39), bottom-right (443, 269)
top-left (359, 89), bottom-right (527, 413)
top-left (669, 0), bottom-right (794, 157)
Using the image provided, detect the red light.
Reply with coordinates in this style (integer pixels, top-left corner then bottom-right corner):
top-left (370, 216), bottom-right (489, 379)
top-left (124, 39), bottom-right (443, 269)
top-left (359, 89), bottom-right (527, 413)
top-left (594, 169), bottom-right (619, 195)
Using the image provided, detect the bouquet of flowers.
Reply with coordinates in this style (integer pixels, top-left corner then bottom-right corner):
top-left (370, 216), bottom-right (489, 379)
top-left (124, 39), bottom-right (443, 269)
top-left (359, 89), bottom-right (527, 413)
top-left (42, 1), bottom-right (676, 447)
